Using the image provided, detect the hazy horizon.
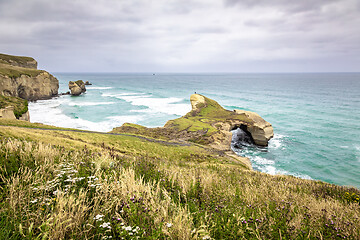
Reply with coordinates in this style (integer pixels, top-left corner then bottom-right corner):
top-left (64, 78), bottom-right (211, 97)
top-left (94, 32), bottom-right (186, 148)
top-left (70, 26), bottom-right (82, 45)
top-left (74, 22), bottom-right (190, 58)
top-left (1, 0), bottom-right (359, 73)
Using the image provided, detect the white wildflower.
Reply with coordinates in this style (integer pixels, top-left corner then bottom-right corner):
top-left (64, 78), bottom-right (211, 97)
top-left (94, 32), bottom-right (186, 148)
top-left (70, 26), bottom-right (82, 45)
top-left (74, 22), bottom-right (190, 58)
top-left (30, 199), bottom-right (38, 203)
top-left (124, 226), bottom-right (132, 231)
top-left (166, 223), bottom-right (172, 228)
top-left (94, 214), bottom-right (104, 221)
top-left (99, 222), bottom-right (111, 229)
top-left (203, 235), bottom-right (211, 239)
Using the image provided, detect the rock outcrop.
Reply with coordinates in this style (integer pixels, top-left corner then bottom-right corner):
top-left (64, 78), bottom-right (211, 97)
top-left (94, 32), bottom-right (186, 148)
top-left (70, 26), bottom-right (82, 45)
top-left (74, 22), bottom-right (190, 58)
top-left (0, 53), bottom-right (59, 101)
top-left (0, 106), bottom-right (16, 120)
top-left (85, 81), bottom-right (92, 85)
top-left (165, 94), bottom-right (274, 149)
top-left (69, 80), bottom-right (86, 96)
top-left (0, 95), bottom-right (30, 121)
top-left (112, 94), bottom-right (274, 170)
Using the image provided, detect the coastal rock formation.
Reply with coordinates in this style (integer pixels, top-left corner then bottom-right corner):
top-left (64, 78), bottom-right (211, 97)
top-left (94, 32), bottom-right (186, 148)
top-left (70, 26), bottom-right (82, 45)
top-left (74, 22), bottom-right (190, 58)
top-left (0, 53), bottom-right (59, 101)
top-left (85, 81), bottom-right (92, 85)
top-left (112, 94), bottom-right (274, 169)
top-left (0, 95), bottom-right (30, 121)
top-left (0, 106), bottom-right (16, 120)
top-left (165, 94), bottom-right (274, 149)
top-left (69, 80), bottom-right (86, 96)
top-left (234, 110), bottom-right (274, 146)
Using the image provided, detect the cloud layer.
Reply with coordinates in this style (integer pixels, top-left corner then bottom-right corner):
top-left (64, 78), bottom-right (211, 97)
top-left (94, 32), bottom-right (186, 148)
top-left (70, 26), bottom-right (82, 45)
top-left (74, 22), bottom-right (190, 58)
top-left (0, 0), bottom-right (359, 72)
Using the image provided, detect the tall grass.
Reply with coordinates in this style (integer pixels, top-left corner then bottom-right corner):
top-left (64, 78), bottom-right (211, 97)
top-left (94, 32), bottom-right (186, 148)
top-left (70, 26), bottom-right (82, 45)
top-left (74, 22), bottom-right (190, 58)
top-left (1, 136), bottom-right (359, 239)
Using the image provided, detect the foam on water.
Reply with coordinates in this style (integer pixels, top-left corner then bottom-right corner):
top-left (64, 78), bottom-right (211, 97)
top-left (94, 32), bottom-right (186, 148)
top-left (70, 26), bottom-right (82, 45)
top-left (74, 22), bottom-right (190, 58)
top-left (68, 102), bottom-right (115, 106)
top-left (268, 134), bottom-right (285, 150)
top-left (86, 86), bottom-right (113, 90)
top-left (103, 92), bottom-right (191, 116)
top-left (29, 97), bottom-right (143, 132)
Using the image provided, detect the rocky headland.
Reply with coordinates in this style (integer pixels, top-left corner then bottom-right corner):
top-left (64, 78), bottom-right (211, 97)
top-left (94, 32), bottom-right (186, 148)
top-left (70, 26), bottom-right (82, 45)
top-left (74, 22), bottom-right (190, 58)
top-left (0, 53), bottom-right (59, 101)
top-left (0, 53), bottom-right (59, 121)
top-left (112, 94), bottom-right (274, 169)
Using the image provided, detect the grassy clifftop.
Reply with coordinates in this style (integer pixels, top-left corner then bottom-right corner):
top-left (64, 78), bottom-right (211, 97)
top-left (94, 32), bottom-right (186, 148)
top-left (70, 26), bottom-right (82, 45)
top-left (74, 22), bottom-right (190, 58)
top-left (0, 119), bottom-right (359, 239)
top-left (0, 63), bottom-right (44, 78)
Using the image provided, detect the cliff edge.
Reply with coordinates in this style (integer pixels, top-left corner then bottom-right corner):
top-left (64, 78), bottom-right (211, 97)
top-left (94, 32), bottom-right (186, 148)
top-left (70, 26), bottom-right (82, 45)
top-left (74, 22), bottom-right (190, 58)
top-left (0, 53), bottom-right (59, 101)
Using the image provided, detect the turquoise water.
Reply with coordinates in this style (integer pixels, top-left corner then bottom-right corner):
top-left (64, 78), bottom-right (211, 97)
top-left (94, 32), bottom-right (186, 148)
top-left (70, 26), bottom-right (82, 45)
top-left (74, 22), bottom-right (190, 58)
top-left (29, 73), bottom-right (360, 188)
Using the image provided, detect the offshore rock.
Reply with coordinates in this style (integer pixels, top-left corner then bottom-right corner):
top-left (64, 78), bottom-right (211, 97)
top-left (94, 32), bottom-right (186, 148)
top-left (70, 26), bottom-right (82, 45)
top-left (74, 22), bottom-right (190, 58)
top-left (69, 80), bottom-right (86, 96)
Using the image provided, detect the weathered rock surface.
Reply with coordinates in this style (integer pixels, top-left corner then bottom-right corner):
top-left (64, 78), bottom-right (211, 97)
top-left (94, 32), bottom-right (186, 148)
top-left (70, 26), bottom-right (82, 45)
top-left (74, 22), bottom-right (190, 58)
top-left (19, 111), bottom-right (30, 121)
top-left (234, 110), bottom-right (274, 146)
top-left (0, 106), bottom-right (16, 120)
top-left (0, 71), bottom-right (59, 101)
top-left (165, 94), bottom-right (274, 149)
top-left (0, 53), bottom-right (59, 101)
top-left (69, 80), bottom-right (86, 96)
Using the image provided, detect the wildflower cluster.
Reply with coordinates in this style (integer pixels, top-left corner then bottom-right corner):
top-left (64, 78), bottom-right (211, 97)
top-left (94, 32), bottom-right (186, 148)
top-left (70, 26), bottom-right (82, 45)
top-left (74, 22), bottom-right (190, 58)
top-left (94, 214), bottom-right (112, 239)
top-left (112, 219), bottom-right (144, 239)
top-left (344, 191), bottom-right (360, 204)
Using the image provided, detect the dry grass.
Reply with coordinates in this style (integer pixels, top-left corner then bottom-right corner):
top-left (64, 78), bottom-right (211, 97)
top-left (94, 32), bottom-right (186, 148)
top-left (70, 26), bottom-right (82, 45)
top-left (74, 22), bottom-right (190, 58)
top-left (1, 124), bottom-right (360, 239)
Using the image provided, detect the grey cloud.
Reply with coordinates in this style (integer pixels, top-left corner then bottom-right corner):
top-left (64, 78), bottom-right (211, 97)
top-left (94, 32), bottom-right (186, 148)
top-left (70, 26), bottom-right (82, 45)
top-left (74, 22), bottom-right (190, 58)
top-left (224, 0), bottom-right (341, 13)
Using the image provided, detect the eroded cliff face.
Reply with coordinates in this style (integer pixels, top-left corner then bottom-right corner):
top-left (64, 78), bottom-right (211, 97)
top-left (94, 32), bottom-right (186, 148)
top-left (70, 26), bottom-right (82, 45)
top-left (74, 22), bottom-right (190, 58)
top-left (0, 71), bottom-right (59, 101)
top-left (0, 53), bottom-right (59, 101)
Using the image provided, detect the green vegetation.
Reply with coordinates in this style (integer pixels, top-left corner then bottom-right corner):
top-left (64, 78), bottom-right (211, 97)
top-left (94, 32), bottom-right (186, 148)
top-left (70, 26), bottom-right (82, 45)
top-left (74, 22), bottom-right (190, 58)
top-left (0, 63), bottom-right (43, 78)
top-left (0, 53), bottom-right (35, 66)
top-left (0, 95), bottom-right (28, 118)
top-left (0, 119), bottom-right (359, 239)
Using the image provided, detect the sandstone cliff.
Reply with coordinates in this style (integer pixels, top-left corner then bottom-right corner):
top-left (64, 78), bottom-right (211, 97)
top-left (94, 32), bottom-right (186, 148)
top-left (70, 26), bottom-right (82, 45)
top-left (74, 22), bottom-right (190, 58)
top-left (0, 53), bottom-right (59, 101)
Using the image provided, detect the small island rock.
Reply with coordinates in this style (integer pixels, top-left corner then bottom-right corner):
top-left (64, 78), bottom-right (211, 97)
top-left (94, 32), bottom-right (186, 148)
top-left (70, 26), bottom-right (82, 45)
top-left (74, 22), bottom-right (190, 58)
top-left (69, 80), bottom-right (86, 96)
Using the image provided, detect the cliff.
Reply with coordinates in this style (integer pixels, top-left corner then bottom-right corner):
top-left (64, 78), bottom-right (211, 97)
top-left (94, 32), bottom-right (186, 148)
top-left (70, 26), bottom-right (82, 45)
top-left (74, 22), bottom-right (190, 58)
top-left (0, 53), bottom-right (59, 101)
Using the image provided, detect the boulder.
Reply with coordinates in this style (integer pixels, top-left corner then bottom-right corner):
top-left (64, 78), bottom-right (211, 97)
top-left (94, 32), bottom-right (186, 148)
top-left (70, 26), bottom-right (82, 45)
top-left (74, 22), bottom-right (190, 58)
top-left (84, 81), bottom-right (92, 85)
top-left (0, 106), bottom-right (16, 120)
top-left (69, 80), bottom-right (86, 96)
top-left (19, 111), bottom-right (30, 121)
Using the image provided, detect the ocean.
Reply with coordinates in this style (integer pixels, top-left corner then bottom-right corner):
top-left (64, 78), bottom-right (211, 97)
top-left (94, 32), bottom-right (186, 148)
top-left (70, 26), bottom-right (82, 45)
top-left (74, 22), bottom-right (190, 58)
top-left (29, 73), bottom-right (360, 189)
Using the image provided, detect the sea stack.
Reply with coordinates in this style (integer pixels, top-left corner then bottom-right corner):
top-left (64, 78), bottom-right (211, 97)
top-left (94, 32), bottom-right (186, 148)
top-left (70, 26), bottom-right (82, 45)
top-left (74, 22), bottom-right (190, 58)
top-left (69, 80), bottom-right (86, 96)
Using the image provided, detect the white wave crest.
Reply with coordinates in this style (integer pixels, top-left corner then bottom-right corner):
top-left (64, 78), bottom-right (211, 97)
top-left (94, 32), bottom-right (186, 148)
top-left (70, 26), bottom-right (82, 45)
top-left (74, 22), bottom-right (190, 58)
top-left (29, 98), bottom-right (142, 132)
top-left (269, 134), bottom-right (285, 149)
top-left (102, 92), bottom-right (191, 116)
top-left (68, 102), bottom-right (115, 107)
top-left (86, 87), bottom-right (113, 90)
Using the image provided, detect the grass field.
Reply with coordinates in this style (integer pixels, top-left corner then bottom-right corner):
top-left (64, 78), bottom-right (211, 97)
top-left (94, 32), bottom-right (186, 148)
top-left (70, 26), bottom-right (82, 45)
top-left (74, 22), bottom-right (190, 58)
top-left (0, 119), bottom-right (359, 239)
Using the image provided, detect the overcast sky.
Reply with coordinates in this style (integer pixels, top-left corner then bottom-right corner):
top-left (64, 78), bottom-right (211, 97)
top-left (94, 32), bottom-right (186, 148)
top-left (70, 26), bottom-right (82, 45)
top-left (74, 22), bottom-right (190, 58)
top-left (0, 0), bottom-right (359, 72)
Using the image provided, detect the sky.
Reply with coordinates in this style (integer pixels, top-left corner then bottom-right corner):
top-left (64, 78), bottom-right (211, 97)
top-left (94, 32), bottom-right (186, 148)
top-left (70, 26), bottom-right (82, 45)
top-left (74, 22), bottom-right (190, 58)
top-left (0, 0), bottom-right (359, 72)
